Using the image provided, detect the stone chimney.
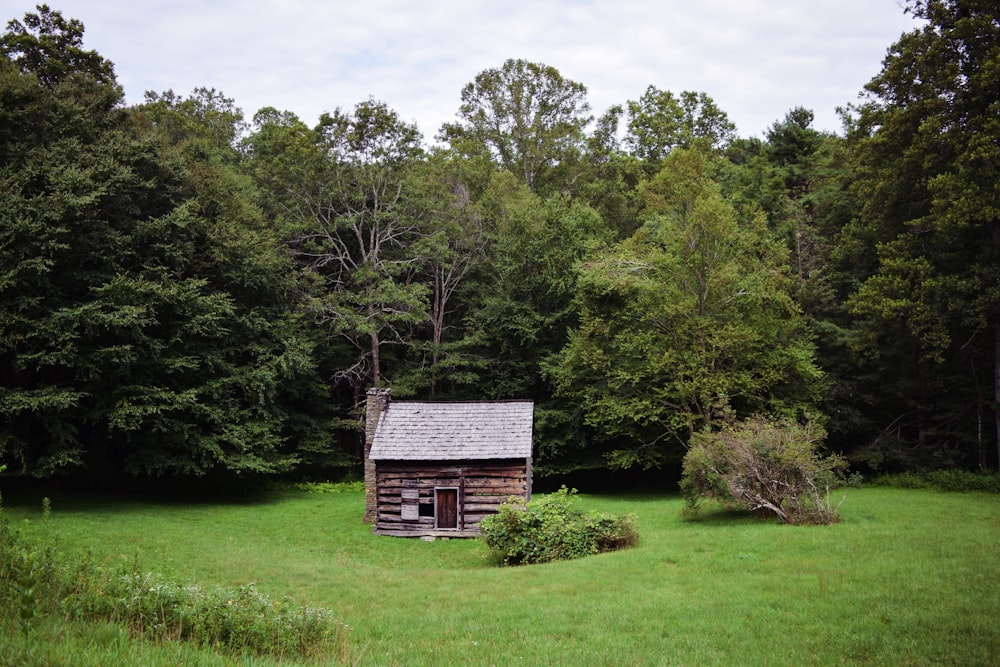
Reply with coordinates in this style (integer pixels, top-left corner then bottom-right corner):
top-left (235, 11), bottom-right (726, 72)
top-left (363, 387), bottom-right (391, 523)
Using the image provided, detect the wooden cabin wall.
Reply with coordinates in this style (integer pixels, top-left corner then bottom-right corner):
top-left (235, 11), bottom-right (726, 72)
top-left (374, 460), bottom-right (529, 536)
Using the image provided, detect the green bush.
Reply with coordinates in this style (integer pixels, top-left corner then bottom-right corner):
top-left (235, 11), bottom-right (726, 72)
top-left (290, 480), bottom-right (365, 494)
top-left (872, 469), bottom-right (1000, 493)
top-left (680, 417), bottom-right (847, 525)
top-left (479, 487), bottom-right (639, 565)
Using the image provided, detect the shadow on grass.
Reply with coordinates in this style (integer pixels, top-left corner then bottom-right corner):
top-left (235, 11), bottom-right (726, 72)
top-left (680, 506), bottom-right (776, 526)
top-left (0, 472), bottom-right (292, 513)
top-left (578, 491), bottom-right (682, 503)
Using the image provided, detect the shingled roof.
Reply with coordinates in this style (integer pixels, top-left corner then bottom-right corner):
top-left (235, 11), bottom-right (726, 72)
top-left (369, 400), bottom-right (533, 461)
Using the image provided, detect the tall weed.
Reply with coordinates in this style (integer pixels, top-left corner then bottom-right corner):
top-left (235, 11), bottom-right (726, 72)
top-left (65, 569), bottom-right (351, 661)
top-left (0, 493), bottom-right (351, 662)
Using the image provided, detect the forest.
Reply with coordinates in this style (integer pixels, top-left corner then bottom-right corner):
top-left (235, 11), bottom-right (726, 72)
top-left (1, 1), bottom-right (998, 488)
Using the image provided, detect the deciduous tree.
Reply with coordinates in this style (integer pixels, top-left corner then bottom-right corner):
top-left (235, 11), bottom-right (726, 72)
top-left (286, 100), bottom-right (428, 390)
top-left (625, 87), bottom-right (736, 165)
top-left (550, 149), bottom-right (824, 469)
top-left (440, 59), bottom-right (591, 191)
top-left (0, 8), bottom-right (336, 479)
top-left (403, 152), bottom-right (487, 396)
top-left (844, 0), bottom-right (1000, 470)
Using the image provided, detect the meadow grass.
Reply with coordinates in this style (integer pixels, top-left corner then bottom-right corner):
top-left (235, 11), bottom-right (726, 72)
top-left (2, 485), bottom-right (999, 666)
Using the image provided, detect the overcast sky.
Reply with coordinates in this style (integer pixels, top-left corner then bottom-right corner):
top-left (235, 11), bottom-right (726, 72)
top-left (4, 0), bottom-right (921, 141)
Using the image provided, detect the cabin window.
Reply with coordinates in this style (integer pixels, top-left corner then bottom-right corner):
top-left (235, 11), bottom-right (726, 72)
top-left (401, 487), bottom-right (419, 521)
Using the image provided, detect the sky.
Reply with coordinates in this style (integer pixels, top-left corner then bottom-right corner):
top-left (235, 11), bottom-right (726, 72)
top-left (3, 0), bottom-right (922, 142)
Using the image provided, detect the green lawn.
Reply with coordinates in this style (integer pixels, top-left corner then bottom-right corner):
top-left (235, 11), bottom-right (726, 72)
top-left (3, 485), bottom-right (999, 666)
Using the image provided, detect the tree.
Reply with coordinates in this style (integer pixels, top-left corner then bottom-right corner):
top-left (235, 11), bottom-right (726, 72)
top-left (467, 173), bottom-right (603, 394)
top-left (578, 105), bottom-right (645, 239)
top-left (0, 8), bottom-right (336, 479)
top-left (0, 6), bottom-right (137, 475)
top-left (243, 107), bottom-right (320, 226)
top-left (440, 58), bottom-right (592, 191)
top-left (285, 100), bottom-right (428, 391)
top-left (461, 172), bottom-right (609, 472)
top-left (844, 0), bottom-right (1000, 470)
top-left (550, 149), bottom-right (824, 469)
top-left (120, 89), bottom-right (338, 476)
top-left (1, 3), bottom-right (115, 87)
top-left (403, 152), bottom-right (487, 396)
top-left (625, 87), bottom-right (736, 164)
top-left (140, 87), bottom-right (248, 152)
top-left (764, 107), bottom-right (825, 197)
top-left (724, 112), bottom-right (866, 459)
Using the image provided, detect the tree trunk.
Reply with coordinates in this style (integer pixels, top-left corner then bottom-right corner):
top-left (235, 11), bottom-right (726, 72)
top-left (917, 356), bottom-right (931, 454)
top-left (430, 271), bottom-right (445, 397)
top-left (994, 321), bottom-right (1000, 472)
top-left (371, 331), bottom-right (381, 388)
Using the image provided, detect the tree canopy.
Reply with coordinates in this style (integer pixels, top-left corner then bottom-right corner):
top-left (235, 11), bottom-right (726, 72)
top-left (440, 58), bottom-right (592, 192)
top-left (0, 7), bottom-right (335, 480)
top-left (550, 150), bottom-right (823, 469)
top-left (844, 0), bottom-right (1000, 469)
top-left (1, 2), bottom-right (998, 486)
top-left (625, 86), bottom-right (737, 163)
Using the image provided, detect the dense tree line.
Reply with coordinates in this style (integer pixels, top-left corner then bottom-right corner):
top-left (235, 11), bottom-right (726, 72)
top-left (1, 1), bottom-right (997, 486)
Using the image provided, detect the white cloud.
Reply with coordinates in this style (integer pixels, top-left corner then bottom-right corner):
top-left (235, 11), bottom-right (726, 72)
top-left (9, 0), bottom-right (920, 140)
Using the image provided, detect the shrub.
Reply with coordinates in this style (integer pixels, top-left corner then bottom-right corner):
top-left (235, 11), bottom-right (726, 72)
top-left (479, 487), bottom-right (639, 565)
top-left (291, 480), bottom-right (365, 494)
top-left (872, 469), bottom-right (1000, 493)
top-left (680, 416), bottom-right (847, 525)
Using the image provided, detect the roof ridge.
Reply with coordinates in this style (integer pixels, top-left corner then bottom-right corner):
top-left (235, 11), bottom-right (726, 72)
top-left (387, 399), bottom-right (533, 405)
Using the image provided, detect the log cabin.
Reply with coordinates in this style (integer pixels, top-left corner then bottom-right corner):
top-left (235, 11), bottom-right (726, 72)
top-left (363, 388), bottom-right (533, 538)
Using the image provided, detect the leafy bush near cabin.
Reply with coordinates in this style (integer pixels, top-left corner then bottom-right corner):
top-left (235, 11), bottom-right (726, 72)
top-left (681, 417), bottom-right (847, 525)
top-left (479, 487), bottom-right (639, 565)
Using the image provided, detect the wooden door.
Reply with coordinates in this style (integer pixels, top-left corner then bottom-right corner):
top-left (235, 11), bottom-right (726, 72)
top-left (435, 488), bottom-right (458, 529)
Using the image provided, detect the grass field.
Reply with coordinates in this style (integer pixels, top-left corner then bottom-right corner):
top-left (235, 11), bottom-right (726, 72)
top-left (3, 484), bottom-right (999, 666)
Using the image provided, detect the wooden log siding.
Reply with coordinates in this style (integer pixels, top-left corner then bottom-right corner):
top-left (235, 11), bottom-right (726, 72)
top-left (366, 397), bottom-right (533, 538)
top-left (374, 460), bottom-right (529, 537)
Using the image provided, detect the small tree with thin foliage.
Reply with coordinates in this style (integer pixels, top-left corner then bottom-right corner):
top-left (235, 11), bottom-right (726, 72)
top-left (681, 417), bottom-right (847, 525)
